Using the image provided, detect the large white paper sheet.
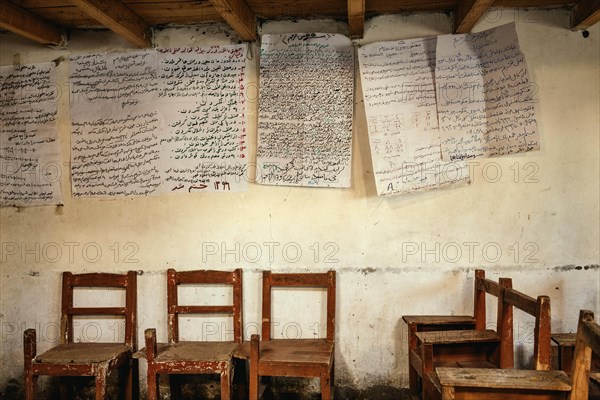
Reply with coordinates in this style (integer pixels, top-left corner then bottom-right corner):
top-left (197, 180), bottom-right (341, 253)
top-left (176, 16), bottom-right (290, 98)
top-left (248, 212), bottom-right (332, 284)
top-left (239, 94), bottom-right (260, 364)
top-left (158, 45), bottom-right (248, 193)
top-left (436, 23), bottom-right (540, 161)
top-left (257, 33), bottom-right (354, 188)
top-left (70, 50), bottom-right (161, 197)
top-left (1, 63), bottom-right (63, 206)
top-left (358, 38), bottom-right (469, 196)
top-left (69, 45), bottom-right (249, 197)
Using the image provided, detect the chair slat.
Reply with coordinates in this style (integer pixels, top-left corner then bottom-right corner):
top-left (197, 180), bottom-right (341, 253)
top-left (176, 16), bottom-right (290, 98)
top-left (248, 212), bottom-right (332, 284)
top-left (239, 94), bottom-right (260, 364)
top-left (66, 273), bottom-right (129, 287)
top-left (67, 307), bottom-right (126, 315)
top-left (504, 287), bottom-right (537, 315)
top-left (171, 305), bottom-right (234, 314)
top-left (176, 270), bottom-right (235, 284)
top-left (269, 273), bottom-right (330, 287)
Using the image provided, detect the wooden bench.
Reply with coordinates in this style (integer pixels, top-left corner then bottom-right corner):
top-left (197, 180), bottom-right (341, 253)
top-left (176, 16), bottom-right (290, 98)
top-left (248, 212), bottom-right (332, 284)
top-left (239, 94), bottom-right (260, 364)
top-left (402, 270), bottom-right (489, 399)
top-left (136, 268), bottom-right (243, 400)
top-left (425, 284), bottom-right (552, 399)
top-left (410, 276), bottom-right (513, 399)
top-left (428, 284), bottom-right (553, 399)
top-left (552, 332), bottom-right (600, 373)
top-left (24, 271), bottom-right (138, 400)
top-left (552, 332), bottom-right (600, 398)
top-left (436, 309), bottom-right (600, 400)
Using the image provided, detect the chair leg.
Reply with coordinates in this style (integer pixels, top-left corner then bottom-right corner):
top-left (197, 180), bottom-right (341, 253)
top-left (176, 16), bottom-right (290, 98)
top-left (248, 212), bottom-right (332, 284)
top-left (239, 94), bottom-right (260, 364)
top-left (23, 329), bottom-right (37, 400)
top-left (59, 378), bottom-right (68, 400)
top-left (24, 371), bottom-right (36, 400)
top-left (146, 365), bottom-right (159, 400)
top-left (220, 362), bottom-right (232, 400)
top-left (320, 369), bottom-right (331, 400)
top-left (95, 366), bottom-right (108, 400)
top-left (409, 364), bottom-right (419, 399)
top-left (249, 335), bottom-right (260, 400)
top-left (118, 361), bottom-right (134, 400)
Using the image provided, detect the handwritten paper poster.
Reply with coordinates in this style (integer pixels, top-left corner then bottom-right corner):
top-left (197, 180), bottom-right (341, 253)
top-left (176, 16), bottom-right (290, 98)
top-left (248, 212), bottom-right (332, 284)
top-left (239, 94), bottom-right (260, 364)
top-left (1, 63), bottom-right (63, 206)
top-left (70, 50), bottom-right (161, 197)
top-left (158, 45), bottom-right (248, 192)
top-left (358, 38), bottom-right (469, 196)
top-left (436, 23), bottom-right (540, 161)
top-left (70, 45), bottom-right (248, 197)
top-left (257, 33), bottom-right (354, 188)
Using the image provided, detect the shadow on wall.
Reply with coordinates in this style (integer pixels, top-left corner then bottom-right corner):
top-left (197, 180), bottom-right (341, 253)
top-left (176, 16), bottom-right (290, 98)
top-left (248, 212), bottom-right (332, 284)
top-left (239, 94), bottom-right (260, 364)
top-left (1, 374), bottom-right (412, 399)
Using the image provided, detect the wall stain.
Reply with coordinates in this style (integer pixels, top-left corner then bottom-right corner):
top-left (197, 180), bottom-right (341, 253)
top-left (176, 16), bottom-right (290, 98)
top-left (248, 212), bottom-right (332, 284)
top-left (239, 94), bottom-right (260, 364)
top-left (360, 267), bottom-right (377, 275)
top-left (553, 264), bottom-right (599, 272)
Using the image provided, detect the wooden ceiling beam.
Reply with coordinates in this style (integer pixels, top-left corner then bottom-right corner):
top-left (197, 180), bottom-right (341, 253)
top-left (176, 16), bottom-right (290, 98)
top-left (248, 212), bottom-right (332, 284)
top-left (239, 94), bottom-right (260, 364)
top-left (208, 0), bottom-right (257, 41)
top-left (454, 0), bottom-right (496, 33)
top-left (348, 0), bottom-right (365, 39)
top-left (0, 1), bottom-right (65, 46)
top-left (69, 0), bottom-right (152, 47)
top-left (571, 0), bottom-right (600, 29)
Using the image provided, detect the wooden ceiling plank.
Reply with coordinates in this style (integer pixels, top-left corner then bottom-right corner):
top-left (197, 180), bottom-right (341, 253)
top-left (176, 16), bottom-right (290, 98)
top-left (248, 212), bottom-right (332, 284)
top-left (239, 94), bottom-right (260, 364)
top-left (571, 0), bottom-right (600, 29)
top-left (348, 0), bottom-right (365, 39)
top-left (207, 0), bottom-right (257, 41)
top-left (0, 0), bottom-right (65, 45)
top-left (69, 0), bottom-right (152, 47)
top-left (455, 0), bottom-right (496, 33)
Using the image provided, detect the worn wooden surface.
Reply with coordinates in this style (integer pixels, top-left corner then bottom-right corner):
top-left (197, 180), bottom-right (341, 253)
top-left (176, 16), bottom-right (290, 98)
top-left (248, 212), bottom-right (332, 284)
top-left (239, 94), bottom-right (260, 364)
top-left (35, 343), bottom-right (131, 364)
top-left (437, 368), bottom-right (571, 390)
top-left (417, 329), bottom-right (500, 345)
top-left (402, 316), bottom-right (476, 325)
top-left (237, 338), bottom-right (332, 365)
top-left (435, 310), bottom-right (599, 400)
top-left (137, 341), bottom-right (237, 362)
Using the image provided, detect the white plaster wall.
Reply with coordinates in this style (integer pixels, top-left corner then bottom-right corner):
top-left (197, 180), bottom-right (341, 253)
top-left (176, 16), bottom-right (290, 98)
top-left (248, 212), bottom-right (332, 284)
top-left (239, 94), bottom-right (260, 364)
top-left (0, 8), bottom-right (599, 396)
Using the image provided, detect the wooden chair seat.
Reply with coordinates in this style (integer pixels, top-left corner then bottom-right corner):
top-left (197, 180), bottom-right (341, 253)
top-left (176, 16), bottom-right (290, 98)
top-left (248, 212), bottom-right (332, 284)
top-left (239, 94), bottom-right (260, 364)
top-left (35, 343), bottom-right (131, 364)
top-left (255, 339), bottom-right (333, 367)
top-left (148, 341), bottom-right (239, 363)
top-left (416, 329), bottom-right (500, 345)
top-left (402, 315), bottom-right (476, 327)
top-left (436, 368), bottom-right (572, 391)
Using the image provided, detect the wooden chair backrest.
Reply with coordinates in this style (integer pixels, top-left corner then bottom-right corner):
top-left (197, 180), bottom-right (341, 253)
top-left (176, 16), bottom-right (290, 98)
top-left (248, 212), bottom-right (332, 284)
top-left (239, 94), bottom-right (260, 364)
top-left (167, 268), bottom-right (243, 344)
top-left (501, 286), bottom-right (552, 370)
top-left (262, 271), bottom-right (336, 342)
top-left (474, 272), bottom-right (513, 335)
top-left (569, 310), bottom-right (599, 400)
top-left (60, 271), bottom-right (137, 348)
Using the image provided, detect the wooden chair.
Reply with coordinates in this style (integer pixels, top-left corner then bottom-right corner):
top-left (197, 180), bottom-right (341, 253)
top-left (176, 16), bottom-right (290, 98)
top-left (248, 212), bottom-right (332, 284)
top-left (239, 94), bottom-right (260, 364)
top-left (143, 268), bottom-right (243, 400)
top-left (402, 269), bottom-right (484, 399)
top-left (412, 276), bottom-right (514, 399)
top-left (436, 309), bottom-right (600, 400)
top-left (23, 271), bottom-right (138, 400)
top-left (248, 271), bottom-right (336, 400)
